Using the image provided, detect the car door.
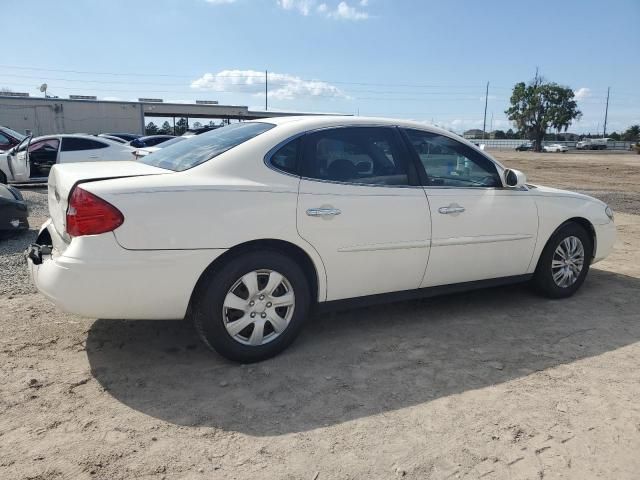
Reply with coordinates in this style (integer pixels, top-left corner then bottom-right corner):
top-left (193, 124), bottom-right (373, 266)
top-left (59, 137), bottom-right (108, 163)
top-left (25, 138), bottom-right (61, 179)
top-left (402, 129), bottom-right (538, 288)
top-left (295, 126), bottom-right (431, 301)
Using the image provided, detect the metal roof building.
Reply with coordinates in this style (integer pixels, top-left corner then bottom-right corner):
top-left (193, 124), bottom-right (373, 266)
top-left (0, 95), bottom-right (325, 136)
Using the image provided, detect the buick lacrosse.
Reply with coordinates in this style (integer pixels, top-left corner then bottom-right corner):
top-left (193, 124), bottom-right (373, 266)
top-left (26, 116), bottom-right (616, 362)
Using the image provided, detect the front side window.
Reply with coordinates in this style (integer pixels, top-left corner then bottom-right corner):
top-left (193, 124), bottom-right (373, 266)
top-left (29, 138), bottom-right (60, 154)
top-left (61, 138), bottom-right (109, 151)
top-left (141, 122), bottom-right (274, 172)
top-left (301, 127), bottom-right (410, 186)
top-left (404, 129), bottom-right (501, 188)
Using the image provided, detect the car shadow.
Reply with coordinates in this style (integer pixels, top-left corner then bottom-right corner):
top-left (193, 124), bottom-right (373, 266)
top-left (87, 268), bottom-right (640, 436)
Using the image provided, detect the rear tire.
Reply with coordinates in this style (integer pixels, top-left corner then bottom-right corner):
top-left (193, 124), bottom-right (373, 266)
top-left (191, 250), bottom-right (311, 363)
top-left (532, 222), bottom-right (593, 298)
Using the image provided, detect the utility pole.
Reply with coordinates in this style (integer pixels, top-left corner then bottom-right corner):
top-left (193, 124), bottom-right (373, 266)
top-left (265, 70), bottom-right (268, 111)
top-left (482, 81), bottom-right (489, 140)
top-left (603, 86), bottom-right (610, 137)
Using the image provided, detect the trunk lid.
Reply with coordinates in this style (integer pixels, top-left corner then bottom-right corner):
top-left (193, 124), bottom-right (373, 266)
top-left (48, 161), bottom-right (167, 240)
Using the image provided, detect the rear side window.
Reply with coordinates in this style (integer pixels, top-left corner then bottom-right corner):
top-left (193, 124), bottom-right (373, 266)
top-left (300, 127), bottom-right (410, 186)
top-left (269, 137), bottom-right (300, 175)
top-left (61, 138), bottom-right (109, 151)
top-left (141, 122), bottom-right (274, 172)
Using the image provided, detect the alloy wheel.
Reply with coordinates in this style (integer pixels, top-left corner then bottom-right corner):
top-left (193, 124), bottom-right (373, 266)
top-left (222, 269), bottom-right (295, 346)
top-left (551, 236), bottom-right (585, 288)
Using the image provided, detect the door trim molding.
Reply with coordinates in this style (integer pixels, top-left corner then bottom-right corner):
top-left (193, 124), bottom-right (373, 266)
top-left (431, 233), bottom-right (533, 247)
top-left (337, 240), bottom-right (429, 252)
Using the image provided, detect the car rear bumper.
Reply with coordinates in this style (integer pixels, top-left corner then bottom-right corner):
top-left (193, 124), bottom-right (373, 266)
top-left (27, 220), bottom-right (226, 320)
top-left (593, 220), bottom-right (616, 263)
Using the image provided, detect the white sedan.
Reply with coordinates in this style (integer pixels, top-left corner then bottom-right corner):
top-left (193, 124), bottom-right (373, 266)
top-left (26, 117), bottom-right (616, 362)
top-left (0, 134), bottom-right (136, 183)
top-left (543, 143), bottom-right (569, 153)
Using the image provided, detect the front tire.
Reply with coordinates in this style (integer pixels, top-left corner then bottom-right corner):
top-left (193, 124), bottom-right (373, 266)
top-left (191, 250), bottom-right (311, 362)
top-left (532, 222), bottom-right (593, 298)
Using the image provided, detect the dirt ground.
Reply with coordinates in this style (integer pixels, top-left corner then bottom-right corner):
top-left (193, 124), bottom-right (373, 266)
top-left (1, 151), bottom-right (639, 480)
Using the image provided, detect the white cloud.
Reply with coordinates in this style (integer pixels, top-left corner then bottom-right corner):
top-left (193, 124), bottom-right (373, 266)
top-left (191, 69), bottom-right (348, 101)
top-left (277, 0), bottom-right (315, 15)
top-left (329, 1), bottom-right (368, 20)
top-left (277, 0), bottom-right (369, 20)
top-left (205, 0), bottom-right (237, 3)
top-left (574, 87), bottom-right (591, 100)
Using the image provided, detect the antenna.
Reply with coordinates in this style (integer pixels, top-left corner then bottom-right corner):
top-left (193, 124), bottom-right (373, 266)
top-left (39, 83), bottom-right (48, 98)
top-left (603, 87), bottom-right (610, 137)
top-left (482, 82), bottom-right (489, 140)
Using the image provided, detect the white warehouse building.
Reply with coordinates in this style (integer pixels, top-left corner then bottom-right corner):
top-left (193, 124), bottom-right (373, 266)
top-left (0, 95), bottom-right (307, 136)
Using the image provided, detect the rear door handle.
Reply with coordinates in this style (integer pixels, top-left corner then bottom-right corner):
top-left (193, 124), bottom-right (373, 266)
top-left (438, 204), bottom-right (465, 215)
top-left (306, 207), bottom-right (342, 217)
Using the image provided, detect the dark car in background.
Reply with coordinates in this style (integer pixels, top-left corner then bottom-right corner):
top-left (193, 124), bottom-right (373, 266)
top-left (516, 141), bottom-right (534, 151)
top-left (129, 135), bottom-right (176, 148)
top-left (0, 183), bottom-right (28, 236)
top-left (0, 126), bottom-right (26, 152)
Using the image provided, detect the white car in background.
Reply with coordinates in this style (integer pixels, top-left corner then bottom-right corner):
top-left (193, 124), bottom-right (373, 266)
top-left (131, 136), bottom-right (187, 159)
top-left (26, 116), bottom-right (616, 362)
top-left (543, 143), bottom-right (569, 153)
top-left (0, 134), bottom-right (136, 183)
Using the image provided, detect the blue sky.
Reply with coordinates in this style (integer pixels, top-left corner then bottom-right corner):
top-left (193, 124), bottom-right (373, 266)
top-left (2, 0), bottom-right (638, 134)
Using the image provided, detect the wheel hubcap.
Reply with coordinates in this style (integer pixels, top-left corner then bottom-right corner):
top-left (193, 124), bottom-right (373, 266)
top-left (222, 269), bottom-right (295, 346)
top-left (552, 236), bottom-right (585, 288)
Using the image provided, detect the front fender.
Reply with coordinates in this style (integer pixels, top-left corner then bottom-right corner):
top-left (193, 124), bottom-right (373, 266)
top-left (527, 190), bottom-right (613, 271)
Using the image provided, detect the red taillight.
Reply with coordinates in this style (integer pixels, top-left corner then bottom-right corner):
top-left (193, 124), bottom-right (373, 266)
top-left (66, 186), bottom-right (124, 237)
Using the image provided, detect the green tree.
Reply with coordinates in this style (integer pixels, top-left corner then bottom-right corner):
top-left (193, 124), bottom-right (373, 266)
top-left (145, 122), bottom-right (159, 135)
top-left (609, 131), bottom-right (620, 141)
top-left (492, 130), bottom-right (506, 139)
top-left (175, 117), bottom-right (189, 135)
top-left (159, 121), bottom-right (172, 135)
top-left (622, 125), bottom-right (640, 141)
top-left (505, 128), bottom-right (515, 139)
top-left (192, 121), bottom-right (203, 129)
top-left (505, 72), bottom-right (581, 152)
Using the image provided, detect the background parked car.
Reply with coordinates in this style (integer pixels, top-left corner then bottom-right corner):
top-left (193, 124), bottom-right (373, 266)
top-left (0, 183), bottom-right (28, 235)
top-left (131, 136), bottom-right (187, 159)
top-left (0, 134), bottom-right (136, 183)
top-left (0, 126), bottom-right (26, 152)
top-left (543, 144), bottom-right (569, 153)
top-left (95, 134), bottom-right (128, 144)
top-left (129, 135), bottom-right (176, 148)
top-left (98, 133), bottom-right (141, 142)
top-left (515, 142), bottom-right (534, 151)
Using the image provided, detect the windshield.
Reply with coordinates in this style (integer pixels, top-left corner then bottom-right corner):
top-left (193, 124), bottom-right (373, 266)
top-left (1, 126), bottom-right (26, 141)
top-left (140, 122), bottom-right (274, 171)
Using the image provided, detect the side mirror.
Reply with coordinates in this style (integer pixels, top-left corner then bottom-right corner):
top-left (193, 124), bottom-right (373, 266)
top-left (504, 168), bottom-right (527, 187)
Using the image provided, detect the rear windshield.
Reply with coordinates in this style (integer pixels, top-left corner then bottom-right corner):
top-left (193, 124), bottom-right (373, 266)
top-left (140, 122), bottom-right (274, 171)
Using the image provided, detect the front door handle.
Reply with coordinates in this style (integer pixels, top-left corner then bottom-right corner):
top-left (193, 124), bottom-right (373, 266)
top-left (438, 204), bottom-right (465, 215)
top-left (306, 207), bottom-right (342, 217)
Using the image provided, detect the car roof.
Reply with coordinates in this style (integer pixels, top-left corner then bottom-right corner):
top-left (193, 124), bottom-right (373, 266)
top-left (25, 134), bottom-right (125, 146)
top-left (251, 115), bottom-right (463, 137)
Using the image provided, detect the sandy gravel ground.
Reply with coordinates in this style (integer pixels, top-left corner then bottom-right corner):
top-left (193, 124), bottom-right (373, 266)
top-left (1, 151), bottom-right (639, 479)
